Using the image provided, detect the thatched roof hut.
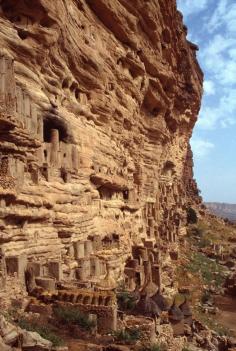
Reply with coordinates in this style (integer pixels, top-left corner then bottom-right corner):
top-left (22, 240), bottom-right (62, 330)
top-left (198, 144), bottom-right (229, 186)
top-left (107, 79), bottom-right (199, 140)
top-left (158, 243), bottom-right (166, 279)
top-left (135, 294), bottom-right (161, 317)
top-left (169, 303), bottom-right (184, 321)
top-left (179, 298), bottom-right (192, 317)
top-left (151, 292), bottom-right (169, 311)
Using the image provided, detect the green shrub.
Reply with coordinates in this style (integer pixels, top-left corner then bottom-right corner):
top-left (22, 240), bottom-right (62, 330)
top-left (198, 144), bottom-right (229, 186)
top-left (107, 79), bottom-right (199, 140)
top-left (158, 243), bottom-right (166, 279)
top-left (54, 306), bottom-right (95, 331)
top-left (198, 237), bottom-right (211, 248)
top-left (117, 291), bottom-right (136, 311)
top-left (187, 207), bottom-right (198, 224)
top-left (187, 222), bottom-right (207, 238)
top-left (113, 328), bottom-right (141, 342)
top-left (18, 318), bottom-right (64, 346)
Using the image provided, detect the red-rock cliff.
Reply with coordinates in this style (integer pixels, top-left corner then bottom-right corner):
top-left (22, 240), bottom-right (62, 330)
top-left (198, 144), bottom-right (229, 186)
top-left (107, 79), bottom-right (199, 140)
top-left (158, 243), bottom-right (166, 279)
top-left (0, 0), bottom-right (203, 303)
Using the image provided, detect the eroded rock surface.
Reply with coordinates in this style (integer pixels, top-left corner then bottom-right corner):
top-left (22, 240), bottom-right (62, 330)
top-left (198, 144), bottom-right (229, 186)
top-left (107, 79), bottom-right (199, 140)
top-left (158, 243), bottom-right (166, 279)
top-left (0, 0), bottom-right (203, 306)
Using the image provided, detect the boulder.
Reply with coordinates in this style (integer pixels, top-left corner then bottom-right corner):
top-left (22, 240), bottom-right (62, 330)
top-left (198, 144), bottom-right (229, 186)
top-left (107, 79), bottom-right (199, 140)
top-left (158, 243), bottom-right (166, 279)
top-left (0, 315), bottom-right (20, 346)
top-left (22, 330), bottom-right (52, 350)
top-left (0, 336), bottom-right (12, 351)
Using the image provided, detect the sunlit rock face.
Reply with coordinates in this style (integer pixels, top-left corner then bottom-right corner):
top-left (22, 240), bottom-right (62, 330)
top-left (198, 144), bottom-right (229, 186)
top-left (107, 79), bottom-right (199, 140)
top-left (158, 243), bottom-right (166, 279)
top-left (0, 0), bottom-right (203, 303)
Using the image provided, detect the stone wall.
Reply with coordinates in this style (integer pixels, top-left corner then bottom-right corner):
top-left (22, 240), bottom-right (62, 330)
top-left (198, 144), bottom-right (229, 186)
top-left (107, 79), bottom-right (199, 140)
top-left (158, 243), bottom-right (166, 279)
top-left (0, 0), bottom-right (203, 305)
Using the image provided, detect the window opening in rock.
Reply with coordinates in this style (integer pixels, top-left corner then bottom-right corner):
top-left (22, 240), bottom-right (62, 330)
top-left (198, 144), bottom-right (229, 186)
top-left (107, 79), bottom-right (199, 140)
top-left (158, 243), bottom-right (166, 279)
top-left (135, 272), bottom-right (141, 286)
top-left (152, 107), bottom-right (160, 116)
top-left (40, 16), bottom-right (55, 28)
top-left (70, 82), bottom-right (77, 92)
top-left (62, 78), bottom-right (69, 89)
top-left (75, 88), bottom-right (80, 100)
top-left (61, 168), bottom-right (68, 183)
top-left (123, 190), bottom-right (129, 200)
top-left (17, 28), bottom-right (28, 40)
top-left (98, 186), bottom-right (113, 200)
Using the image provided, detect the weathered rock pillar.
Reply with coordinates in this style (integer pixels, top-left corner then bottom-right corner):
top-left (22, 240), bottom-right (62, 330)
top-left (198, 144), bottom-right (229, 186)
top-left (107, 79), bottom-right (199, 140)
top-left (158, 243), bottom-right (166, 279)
top-left (84, 240), bottom-right (93, 256)
top-left (91, 257), bottom-right (100, 277)
top-left (152, 264), bottom-right (162, 292)
top-left (72, 145), bottom-right (79, 170)
top-left (50, 129), bottom-right (59, 167)
top-left (74, 241), bottom-right (85, 259)
top-left (0, 57), bottom-right (7, 95)
top-left (0, 248), bottom-right (7, 290)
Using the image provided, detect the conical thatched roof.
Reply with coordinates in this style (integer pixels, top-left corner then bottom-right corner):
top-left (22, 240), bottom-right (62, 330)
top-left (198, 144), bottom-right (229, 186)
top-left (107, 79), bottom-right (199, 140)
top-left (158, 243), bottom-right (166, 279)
top-left (140, 280), bottom-right (158, 297)
top-left (130, 287), bottom-right (140, 302)
top-left (169, 303), bottom-right (184, 321)
top-left (179, 298), bottom-right (192, 317)
top-left (135, 294), bottom-right (161, 317)
top-left (151, 292), bottom-right (169, 311)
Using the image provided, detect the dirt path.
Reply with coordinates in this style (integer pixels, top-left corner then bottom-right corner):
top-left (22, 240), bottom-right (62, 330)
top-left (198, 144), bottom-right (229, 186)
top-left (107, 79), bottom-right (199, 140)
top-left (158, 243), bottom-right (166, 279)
top-left (214, 295), bottom-right (236, 336)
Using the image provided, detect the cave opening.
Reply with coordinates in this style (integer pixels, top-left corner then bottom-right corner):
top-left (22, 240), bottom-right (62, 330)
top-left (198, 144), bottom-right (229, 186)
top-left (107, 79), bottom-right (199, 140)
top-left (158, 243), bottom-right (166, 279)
top-left (43, 118), bottom-right (69, 143)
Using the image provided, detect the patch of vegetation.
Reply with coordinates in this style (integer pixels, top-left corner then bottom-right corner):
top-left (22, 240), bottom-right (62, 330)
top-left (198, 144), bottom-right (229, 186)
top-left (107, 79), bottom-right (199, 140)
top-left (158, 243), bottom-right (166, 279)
top-left (1, 308), bottom-right (18, 322)
top-left (195, 307), bottom-right (233, 337)
top-left (187, 221), bottom-right (209, 247)
top-left (188, 218), bottom-right (236, 248)
top-left (186, 252), bottom-right (226, 288)
top-left (117, 291), bottom-right (137, 311)
top-left (173, 293), bottom-right (186, 306)
top-left (18, 318), bottom-right (64, 346)
top-left (113, 328), bottom-right (141, 343)
top-left (54, 305), bottom-right (96, 331)
top-left (187, 207), bottom-right (198, 224)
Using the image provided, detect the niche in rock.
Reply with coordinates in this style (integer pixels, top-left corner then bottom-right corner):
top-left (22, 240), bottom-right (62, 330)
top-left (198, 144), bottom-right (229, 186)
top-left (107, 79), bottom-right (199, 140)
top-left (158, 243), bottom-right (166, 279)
top-left (102, 233), bottom-right (120, 248)
top-left (1, 0), bottom-right (55, 28)
top-left (162, 29), bottom-right (171, 44)
top-left (98, 185), bottom-right (129, 201)
top-left (123, 190), bottom-right (129, 200)
top-left (162, 161), bottom-right (175, 177)
top-left (2, 2), bottom-right (33, 24)
top-left (43, 117), bottom-right (69, 144)
top-left (164, 111), bottom-right (177, 133)
top-left (143, 87), bottom-right (165, 118)
top-left (98, 186), bottom-right (114, 200)
top-left (17, 28), bottom-right (28, 40)
top-left (41, 116), bottom-right (76, 175)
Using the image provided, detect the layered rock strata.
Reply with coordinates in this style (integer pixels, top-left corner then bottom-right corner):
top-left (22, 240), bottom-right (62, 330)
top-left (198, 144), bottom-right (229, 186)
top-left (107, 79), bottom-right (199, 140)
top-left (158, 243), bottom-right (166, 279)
top-left (0, 0), bottom-right (203, 306)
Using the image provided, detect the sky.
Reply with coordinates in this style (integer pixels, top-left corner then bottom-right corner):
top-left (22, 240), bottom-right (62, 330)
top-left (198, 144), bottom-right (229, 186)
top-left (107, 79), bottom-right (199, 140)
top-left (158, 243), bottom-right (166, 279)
top-left (177, 0), bottom-right (236, 203)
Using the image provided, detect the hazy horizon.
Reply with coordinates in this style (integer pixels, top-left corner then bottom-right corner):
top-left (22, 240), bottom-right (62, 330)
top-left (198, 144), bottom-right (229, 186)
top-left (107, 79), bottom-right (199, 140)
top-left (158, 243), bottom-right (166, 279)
top-left (205, 201), bottom-right (236, 205)
top-left (177, 0), bottom-right (236, 204)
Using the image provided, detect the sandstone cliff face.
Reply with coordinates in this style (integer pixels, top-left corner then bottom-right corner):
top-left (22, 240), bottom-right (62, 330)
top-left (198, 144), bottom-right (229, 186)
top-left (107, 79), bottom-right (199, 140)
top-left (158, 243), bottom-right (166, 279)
top-left (0, 0), bottom-right (203, 303)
